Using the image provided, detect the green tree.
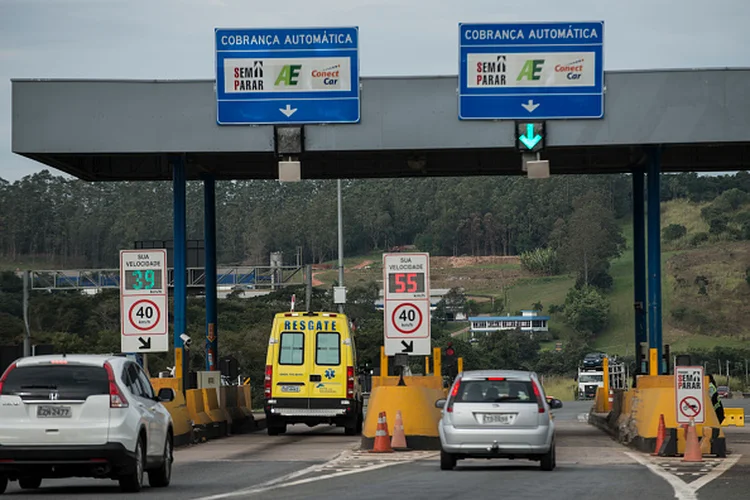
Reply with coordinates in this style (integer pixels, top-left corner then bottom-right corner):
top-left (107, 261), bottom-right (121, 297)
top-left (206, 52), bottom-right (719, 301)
top-left (552, 190), bottom-right (626, 287)
top-left (563, 286), bottom-right (610, 337)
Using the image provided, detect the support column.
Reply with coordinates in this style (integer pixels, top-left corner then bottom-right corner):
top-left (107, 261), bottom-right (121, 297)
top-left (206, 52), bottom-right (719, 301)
top-left (204, 175), bottom-right (218, 371)
top-left (337, 179), bottom-right (344, 313)
top-left (172, 156), bottom-right (189, 385)
top-left (646, 148), bottom-right (663, 374)
top-left (632, 168), bottom-right (647, 351)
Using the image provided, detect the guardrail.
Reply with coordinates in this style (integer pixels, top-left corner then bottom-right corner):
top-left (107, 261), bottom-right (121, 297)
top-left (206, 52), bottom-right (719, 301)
top-left (25, 266), bottom-right (304, 290)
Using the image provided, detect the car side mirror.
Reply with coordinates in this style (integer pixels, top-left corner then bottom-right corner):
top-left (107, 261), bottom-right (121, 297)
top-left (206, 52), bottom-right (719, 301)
top-left (549, 398), bottom-right (563, 409)
top-left (156, 388), bottom-right (175, 403)
top-left (435, 399), bottom-right (446, 409)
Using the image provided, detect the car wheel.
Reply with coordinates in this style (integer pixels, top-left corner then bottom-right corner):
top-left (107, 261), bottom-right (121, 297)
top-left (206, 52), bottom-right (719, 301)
top-left (19, 477), bottom-right (42, 489)
top-left (119, 436), bottom-right (145, 492)
top-left (540, 442), bottom-right (555, 471)
top-left (0, 475), bottom-right (7, 494)
top-left (148, 432), bottom-right (173, 488)
top-left (268, 423), bottom-right (286, 436)
top-left (440, 449), bottom-right (457, 471)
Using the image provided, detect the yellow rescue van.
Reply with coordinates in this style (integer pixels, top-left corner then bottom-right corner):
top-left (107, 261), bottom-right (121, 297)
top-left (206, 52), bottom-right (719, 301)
top-left (263, 311), bottom-right (364, 435)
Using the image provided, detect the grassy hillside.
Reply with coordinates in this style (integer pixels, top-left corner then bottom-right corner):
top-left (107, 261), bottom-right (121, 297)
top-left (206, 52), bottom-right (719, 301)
top-left (318, 199), bottom-right (750, 356)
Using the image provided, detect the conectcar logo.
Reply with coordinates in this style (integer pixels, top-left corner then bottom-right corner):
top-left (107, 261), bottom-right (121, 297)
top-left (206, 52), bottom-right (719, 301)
top-left (555, 58), bottom-right (584, 80)
top-left (311, 64), bottom-right (341, 86)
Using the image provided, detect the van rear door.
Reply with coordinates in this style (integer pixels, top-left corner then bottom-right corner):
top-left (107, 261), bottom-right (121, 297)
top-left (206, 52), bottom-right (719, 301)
top-left (309, 326), bottom-right (346, 399)
top-left (273, 329), bottom-right (311, 400)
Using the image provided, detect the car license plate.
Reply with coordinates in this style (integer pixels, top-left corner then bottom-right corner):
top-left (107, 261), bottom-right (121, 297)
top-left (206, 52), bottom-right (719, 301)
top-left (482, 413), bottom-right (513, 425)
top-left (280, 385), bottom-right (301, 393)
top-left (37, 405), bottom-right (72, 418)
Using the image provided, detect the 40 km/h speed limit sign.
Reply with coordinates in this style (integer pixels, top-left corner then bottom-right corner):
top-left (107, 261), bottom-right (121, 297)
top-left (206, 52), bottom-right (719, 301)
top-left (383, 252), bottom-right (431, 356)
top-left (120, 249), bottom-right (168, 354)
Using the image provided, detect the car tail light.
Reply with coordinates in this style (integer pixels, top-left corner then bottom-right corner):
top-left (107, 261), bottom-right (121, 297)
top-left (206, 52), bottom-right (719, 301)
top-left (446, 378), bottom-right (461, 413)
top-left (264, 365), bottom-right (273, 398)
top-left (346, 366), bottom-right (355, 399)
top-left (0, 362), bottom-right (16, 394)
top-left (486, 377), bottom-right (505, 381)
top-left (104, 362), bottom-right (128, 408)
top-left (531, 380), bottom-right (545, 414)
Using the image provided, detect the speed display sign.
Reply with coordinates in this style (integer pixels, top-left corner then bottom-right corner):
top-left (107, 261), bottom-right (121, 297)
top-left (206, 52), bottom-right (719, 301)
top-left (120, 249), bottom-right (168, 354)
top-left (383, 252), bottom-right (431, 356)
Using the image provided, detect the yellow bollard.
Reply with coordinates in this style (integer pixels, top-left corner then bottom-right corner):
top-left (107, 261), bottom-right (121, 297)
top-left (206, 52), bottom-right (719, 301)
top-left (433, 347), bottom-right (442, 380)
top-left (649, 348), bottom-right (658, 376)
top-left (458, 357), bottom-right (463, 374)
top-left (380, 345), bottom-right (388, 383)
top-left (425, 357), bottom-right (430, 375)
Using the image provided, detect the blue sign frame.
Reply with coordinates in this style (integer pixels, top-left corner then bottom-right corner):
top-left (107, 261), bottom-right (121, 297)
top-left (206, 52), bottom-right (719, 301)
top-left (215, 27), bottom-right (360, 125)
top-left (459, 22), bottom-right (604, 120)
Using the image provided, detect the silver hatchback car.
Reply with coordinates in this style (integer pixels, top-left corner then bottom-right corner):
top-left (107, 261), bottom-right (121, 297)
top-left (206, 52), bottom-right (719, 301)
top-left (436, 370), bottom-right (563, 471)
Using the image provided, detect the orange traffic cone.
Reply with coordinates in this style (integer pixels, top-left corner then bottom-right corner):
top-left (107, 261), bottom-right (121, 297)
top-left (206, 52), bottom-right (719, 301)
top-left (391, 410), bottom-right (409, 451)
top-left (652, 414), bottom-right (666, 456)
top-left (369, 411), bottom-right (393, 453)
top-left (682, 418), bottom-right (703, 462)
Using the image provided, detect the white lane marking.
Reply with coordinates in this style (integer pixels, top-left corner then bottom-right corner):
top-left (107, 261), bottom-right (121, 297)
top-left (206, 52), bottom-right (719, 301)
top-left (690, 455), bottom-right (741, 491)
top-left (193, 461), bottom-right (405, 499)
top-left (624, 452), bottom-right (698, 500)
top-left (192, 451), bottom-right (431, 500)
top-left (625, 452), bottom-right (742, 500)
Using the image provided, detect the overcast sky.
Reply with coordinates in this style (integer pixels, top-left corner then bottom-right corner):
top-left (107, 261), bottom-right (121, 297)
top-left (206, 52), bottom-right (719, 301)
top-left (1, 0), bottom-right (749, 181)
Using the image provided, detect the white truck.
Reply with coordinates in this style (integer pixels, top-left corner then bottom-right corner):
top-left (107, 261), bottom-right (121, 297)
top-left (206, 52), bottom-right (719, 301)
top-left (576, 368), bottom-right (604, 400)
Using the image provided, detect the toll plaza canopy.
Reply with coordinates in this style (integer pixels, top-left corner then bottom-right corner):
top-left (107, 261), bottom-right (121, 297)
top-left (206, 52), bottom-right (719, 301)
top-left (10, 68), bottom-right (750, 181)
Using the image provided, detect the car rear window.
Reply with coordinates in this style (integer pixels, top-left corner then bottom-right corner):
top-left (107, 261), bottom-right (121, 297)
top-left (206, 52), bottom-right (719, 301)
top-left (1, 364), bottom-right (109, 400)
top-left (279, 332), bottom-right (304, 365)
top-left (315, 332), bottom-right (340, 366)
top-left (454, 379), bottom-right (539, 404)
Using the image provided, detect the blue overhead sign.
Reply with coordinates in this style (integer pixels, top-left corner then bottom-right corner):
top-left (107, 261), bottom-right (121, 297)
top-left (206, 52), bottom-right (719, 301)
top-left (458, 22), bottom-right (604, 120)
top-left (215, 27), bottom-right (360, 125)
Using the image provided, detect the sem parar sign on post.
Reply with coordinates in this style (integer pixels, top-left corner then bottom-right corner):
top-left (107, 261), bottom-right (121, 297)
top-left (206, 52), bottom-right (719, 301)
top-left (675, 366), bottom-right (705, 424)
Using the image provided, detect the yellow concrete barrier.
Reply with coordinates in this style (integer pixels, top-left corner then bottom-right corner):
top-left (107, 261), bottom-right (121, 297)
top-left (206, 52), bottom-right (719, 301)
top-left (203, 388), bottom-right (226, 423)
top-left (238, 386), bottom-right (253, 418)
top-left (225, 387), bottom-right (246, 422)
top-left (722, 407), bottom-right (745, 427)
top-left (150, 378), bottom-right (193, 446)
top-left (185, 389), bottom-right (213, 427)
top-left (361, 385), bottom-right (443, 450)
top-left (217, 387), bottom-right (233, 428)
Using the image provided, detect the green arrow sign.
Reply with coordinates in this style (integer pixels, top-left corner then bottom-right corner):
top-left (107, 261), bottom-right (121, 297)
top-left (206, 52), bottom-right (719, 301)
top-left (519, 123), bottom-right (542, 150)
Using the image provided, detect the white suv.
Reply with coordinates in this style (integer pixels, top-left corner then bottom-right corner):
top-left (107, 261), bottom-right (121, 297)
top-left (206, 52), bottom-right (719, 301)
top-left (0, 354), bottom-right (175, 493)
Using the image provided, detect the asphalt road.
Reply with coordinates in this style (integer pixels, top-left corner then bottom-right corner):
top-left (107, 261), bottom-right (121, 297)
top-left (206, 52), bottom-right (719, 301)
top-left (3, 400), bottom-right (749, 500)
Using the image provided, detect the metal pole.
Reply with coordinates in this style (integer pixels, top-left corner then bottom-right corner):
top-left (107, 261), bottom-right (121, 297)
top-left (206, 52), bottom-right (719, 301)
top-left (204, 175), bottom-right (218, 372)
top-left (337, 179), bottom-right (344, 313)
top-left (632, 168), bottom-right (647, 355)
top-left (306, 264), bottom-right (312, 312)
top-left (646, 148), bottom-right (663, 374)
top-left (23, 270), bottom-right (31, 357)
top-left (172, 156), bottom-right (189, 388)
